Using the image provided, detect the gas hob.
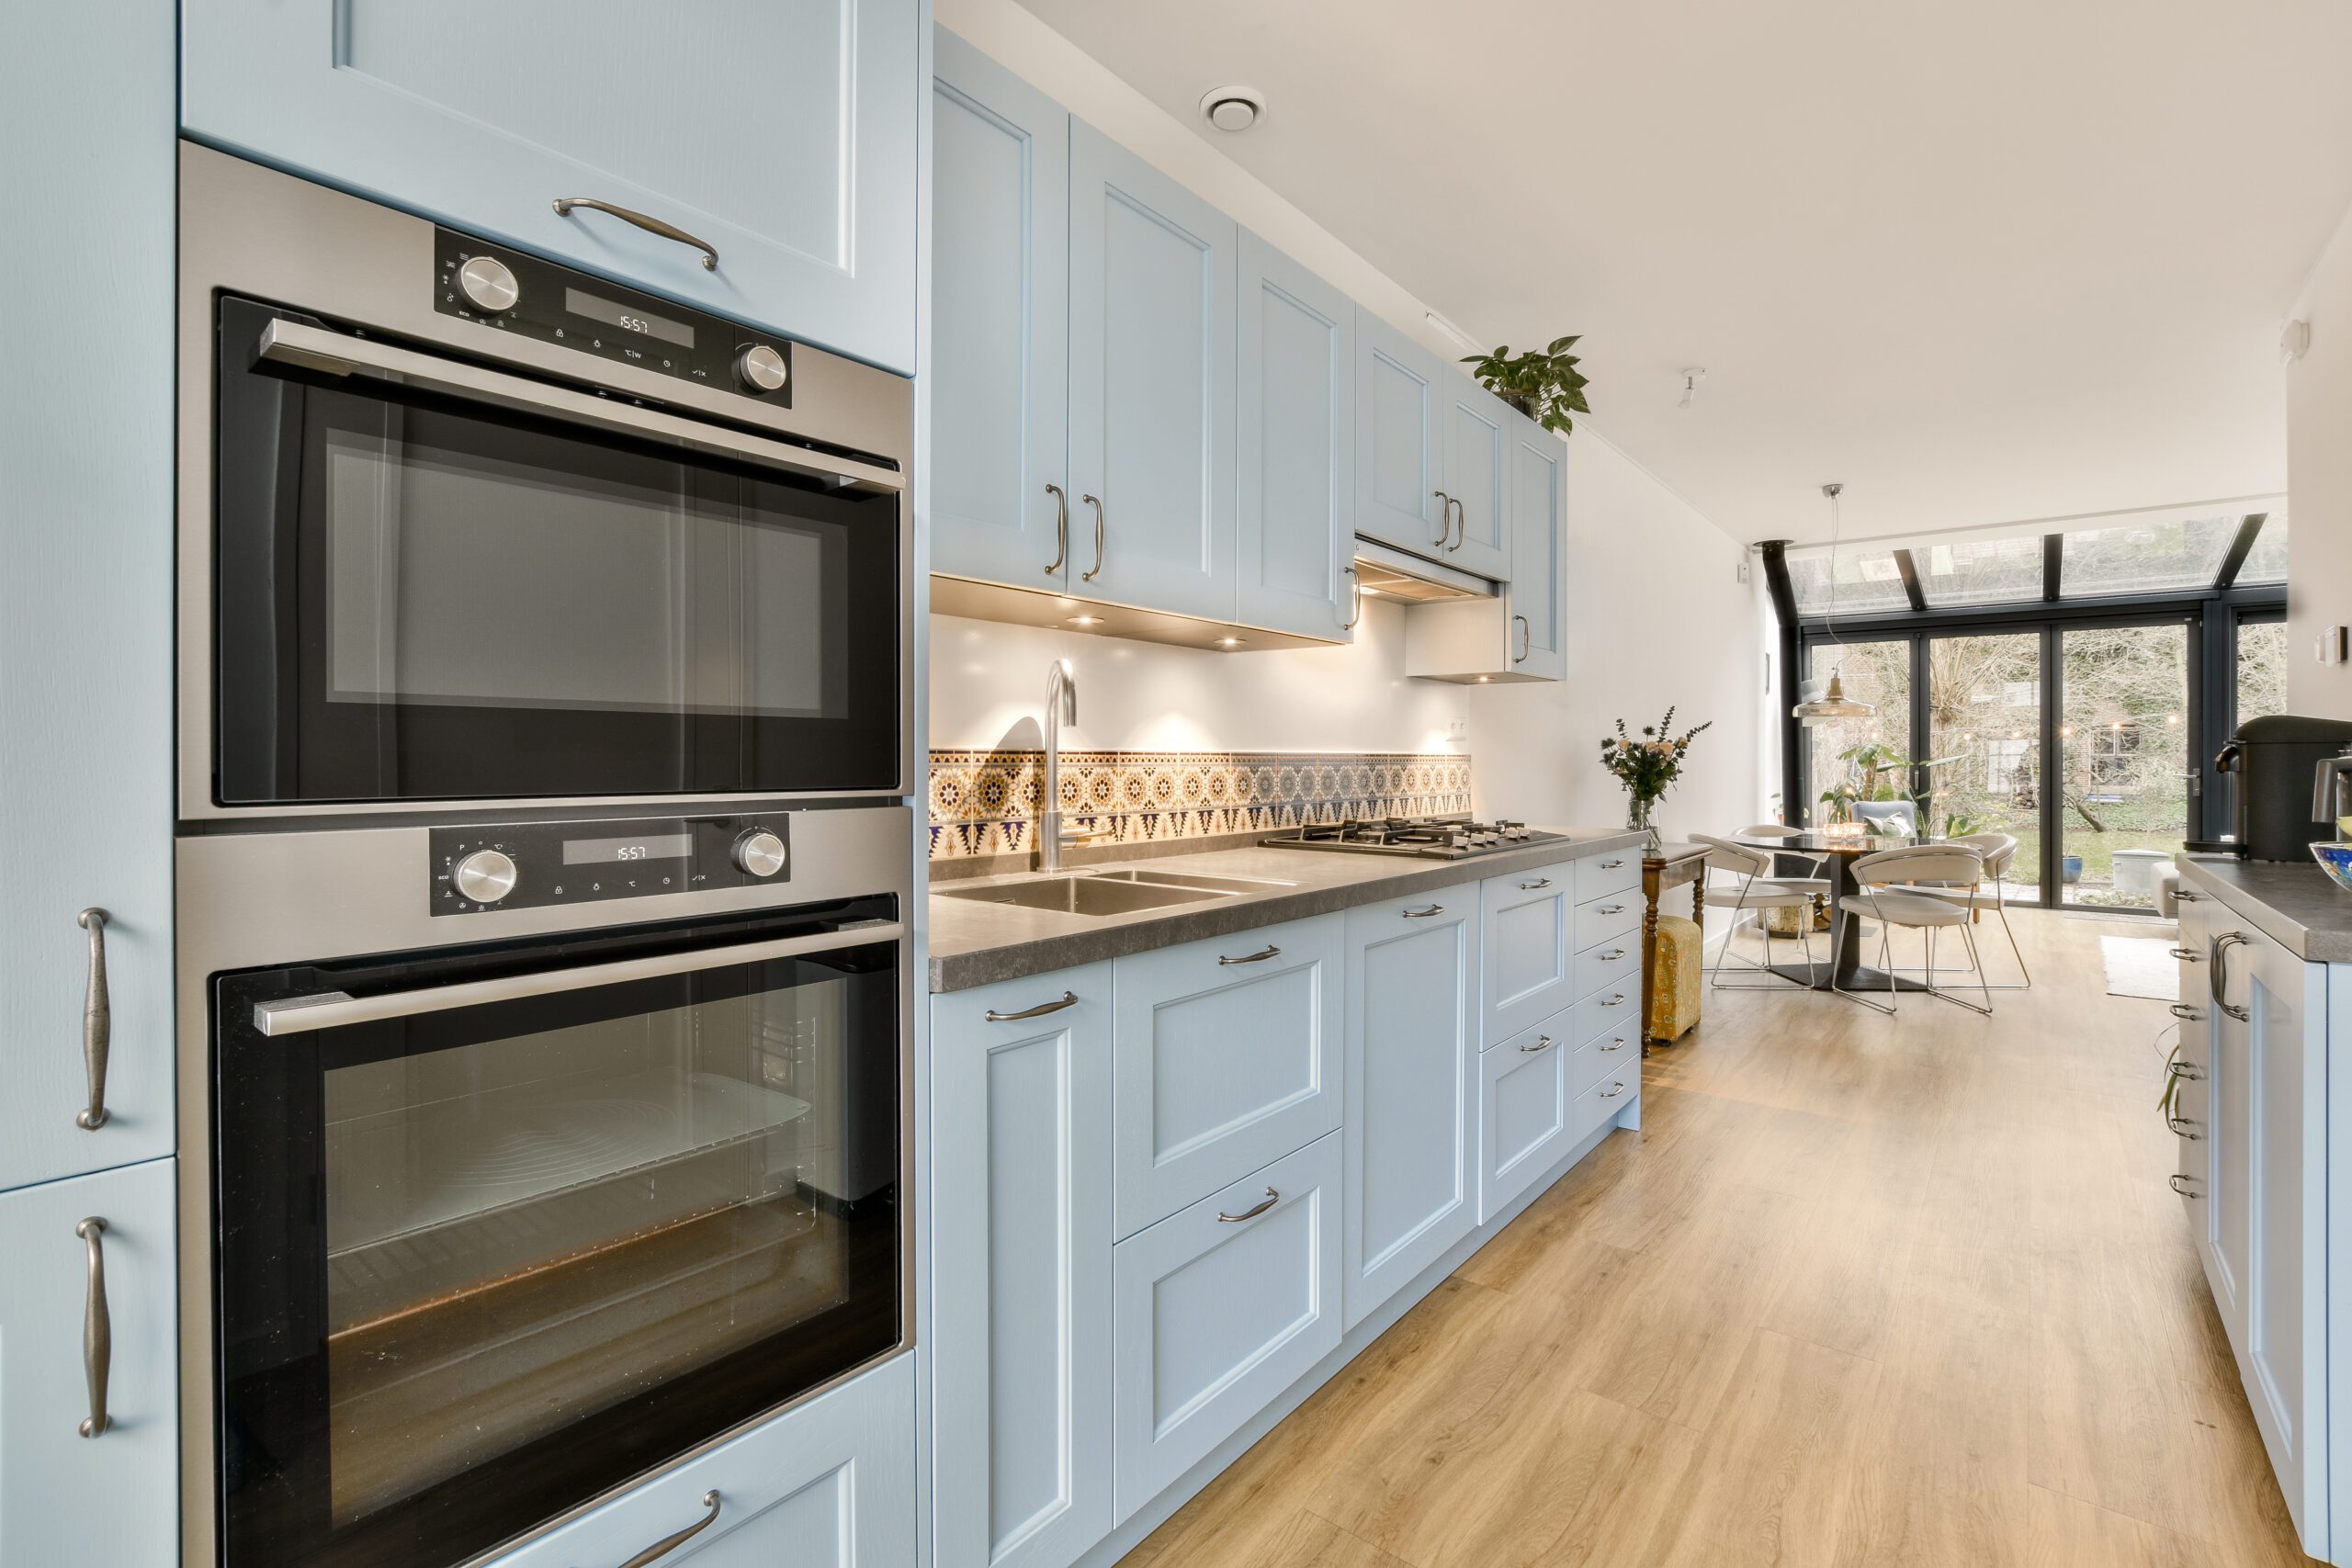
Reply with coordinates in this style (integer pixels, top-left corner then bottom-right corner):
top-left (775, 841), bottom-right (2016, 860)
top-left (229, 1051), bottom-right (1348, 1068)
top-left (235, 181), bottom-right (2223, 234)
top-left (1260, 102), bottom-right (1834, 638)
top-left (1259, 816), bottom-right (1566, 861)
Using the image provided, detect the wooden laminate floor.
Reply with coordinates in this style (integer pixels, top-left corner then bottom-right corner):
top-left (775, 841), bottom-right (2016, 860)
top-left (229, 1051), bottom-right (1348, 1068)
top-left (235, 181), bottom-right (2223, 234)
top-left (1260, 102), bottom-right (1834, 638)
top-left (1121, 908), bottom-right (2317, 1568)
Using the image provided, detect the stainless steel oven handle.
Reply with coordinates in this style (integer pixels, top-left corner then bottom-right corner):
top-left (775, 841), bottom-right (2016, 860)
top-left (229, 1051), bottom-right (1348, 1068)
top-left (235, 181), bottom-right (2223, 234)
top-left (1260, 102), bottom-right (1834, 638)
top-left (253, 920), bottom-right (907, 1036)
top-left (254, 319), bottom-right (904, 496)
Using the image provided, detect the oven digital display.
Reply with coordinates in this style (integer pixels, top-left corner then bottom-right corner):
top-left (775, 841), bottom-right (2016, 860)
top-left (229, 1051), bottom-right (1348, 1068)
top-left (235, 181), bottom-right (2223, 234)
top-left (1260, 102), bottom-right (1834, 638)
top-left (562, 832), bottom-right (695, 865)
top-left (563, 287), bottom-right (696, 349)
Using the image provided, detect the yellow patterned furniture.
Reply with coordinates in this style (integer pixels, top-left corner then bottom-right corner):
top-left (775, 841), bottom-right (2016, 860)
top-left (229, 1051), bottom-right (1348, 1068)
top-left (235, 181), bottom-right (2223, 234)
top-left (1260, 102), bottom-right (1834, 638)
top-left (1647, 913), bottom-right (1702, 1043)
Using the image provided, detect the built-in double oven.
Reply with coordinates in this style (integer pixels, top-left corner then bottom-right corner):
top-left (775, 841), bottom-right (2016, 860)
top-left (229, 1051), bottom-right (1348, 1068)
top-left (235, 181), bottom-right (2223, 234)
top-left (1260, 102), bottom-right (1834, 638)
top-left (175, 145), bottom-right (917, 1568)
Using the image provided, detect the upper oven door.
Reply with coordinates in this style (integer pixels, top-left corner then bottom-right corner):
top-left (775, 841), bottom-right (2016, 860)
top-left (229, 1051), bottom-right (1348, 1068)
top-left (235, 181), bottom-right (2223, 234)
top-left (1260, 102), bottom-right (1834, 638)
top-left (209, 295), bottom-right (903, 809)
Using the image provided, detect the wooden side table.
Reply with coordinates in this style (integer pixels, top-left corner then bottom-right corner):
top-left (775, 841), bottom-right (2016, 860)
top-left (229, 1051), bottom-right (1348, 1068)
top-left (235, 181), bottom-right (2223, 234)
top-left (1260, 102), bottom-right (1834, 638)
top-left (1640, 842), bottom-right (1710, 1054)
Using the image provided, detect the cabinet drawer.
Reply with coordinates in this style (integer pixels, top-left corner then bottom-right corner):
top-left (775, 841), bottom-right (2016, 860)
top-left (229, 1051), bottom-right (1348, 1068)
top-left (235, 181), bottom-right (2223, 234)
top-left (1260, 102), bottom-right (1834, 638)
top-left (1571, 1024), bottom-right (1640, 1096)
top-left (1478, 1020), bottom-right (1572, 1221)
top-left (1112, 1134), bottom-right (1342, 1522)
top-left (1112, 913), bottom-right (1343, 1237)
top-left (1576, 848), bottom-right (1642, 903)
top-left (1573, 983), bottom-right (1638, 1046)
top-left (1481, 860), bottom-right (1578, 1046)
top-left (495, 1353), bottom-right (915, 1568)
top-left (1573, 890), bottom-right (1641, 957)
top-left (1574, 931), bottom-right (1641, 1001)
top-left (1574, 1066), bottom-right (1637, 1140)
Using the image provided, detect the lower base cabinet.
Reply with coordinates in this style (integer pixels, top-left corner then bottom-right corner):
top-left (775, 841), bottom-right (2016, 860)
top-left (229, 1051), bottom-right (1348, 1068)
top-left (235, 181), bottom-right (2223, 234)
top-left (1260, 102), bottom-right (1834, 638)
top-left (0, 1157), bottom-right (177, 1568)
top-left (1479, 1019), bottom-right (1572, 1222)
top-left (1111, 1134), bottom-right (1342, 1520)
top-left (499, 1353), bottom-right (915, 1568)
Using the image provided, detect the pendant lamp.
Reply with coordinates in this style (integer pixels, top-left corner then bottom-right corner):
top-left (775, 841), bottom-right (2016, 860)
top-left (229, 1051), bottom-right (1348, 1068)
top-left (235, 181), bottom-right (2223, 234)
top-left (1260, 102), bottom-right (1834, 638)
top-left (1793, 482), bottom-right (1875, 724)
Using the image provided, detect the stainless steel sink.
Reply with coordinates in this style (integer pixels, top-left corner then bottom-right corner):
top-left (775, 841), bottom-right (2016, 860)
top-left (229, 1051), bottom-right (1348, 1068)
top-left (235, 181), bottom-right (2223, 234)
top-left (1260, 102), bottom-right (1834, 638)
top-left (935, 876), bottom-right (1230, 916)
top-left (1086, 869), bottom-right (1298, 893)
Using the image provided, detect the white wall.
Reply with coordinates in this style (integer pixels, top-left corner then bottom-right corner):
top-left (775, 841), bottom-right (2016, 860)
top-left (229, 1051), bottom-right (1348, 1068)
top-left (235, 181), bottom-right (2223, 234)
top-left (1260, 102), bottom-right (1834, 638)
top-left (1464, 431), bottom-right (1769, 834)
top-left (2288, 201), bottom-right (2352, 720)
top-left (926, 0), bottom-right (1763, 811)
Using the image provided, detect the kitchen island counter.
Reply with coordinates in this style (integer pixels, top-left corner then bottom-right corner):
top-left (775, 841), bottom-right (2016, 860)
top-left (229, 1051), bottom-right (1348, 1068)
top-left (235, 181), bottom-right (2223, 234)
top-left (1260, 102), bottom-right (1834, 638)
top-left (2176, 852), bottom-right (2352, 963)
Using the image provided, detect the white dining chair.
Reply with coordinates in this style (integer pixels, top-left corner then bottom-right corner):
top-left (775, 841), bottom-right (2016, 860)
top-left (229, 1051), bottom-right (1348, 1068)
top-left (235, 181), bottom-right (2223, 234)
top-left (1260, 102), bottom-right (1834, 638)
top-left (1844, 844), bottom-right (1994, 1017)
top-left (1691, 835), bottom-right (1822, 990)
top-left (1907, 831), bottom-right (2030, 990)
top-left (1737, 823), bottom-right (1832, 928)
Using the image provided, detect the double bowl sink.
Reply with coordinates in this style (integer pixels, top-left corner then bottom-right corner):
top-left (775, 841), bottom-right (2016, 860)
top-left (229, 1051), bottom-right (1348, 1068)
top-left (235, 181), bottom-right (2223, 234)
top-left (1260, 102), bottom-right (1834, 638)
top-left (935, 866), bottom-right (1295, 918)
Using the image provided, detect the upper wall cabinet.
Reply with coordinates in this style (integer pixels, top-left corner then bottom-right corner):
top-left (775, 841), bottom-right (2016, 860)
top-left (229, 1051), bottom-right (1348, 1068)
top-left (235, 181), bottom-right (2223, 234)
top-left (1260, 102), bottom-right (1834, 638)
top-left (1507, 418), bottom-right (1566, 679)
top-left (1237, 232), bottom-right (1355, 640)
top-left (182, 0), bottom-right (922, 373)
top-left (930, 32), bottom-right (1071, 587)
top-left (1068, 122), bottom-right (1238, 624)
top-left (1354, 313), bottom-right (1449, 559)
top-left (1440, 381), bottom-right (1514, 580)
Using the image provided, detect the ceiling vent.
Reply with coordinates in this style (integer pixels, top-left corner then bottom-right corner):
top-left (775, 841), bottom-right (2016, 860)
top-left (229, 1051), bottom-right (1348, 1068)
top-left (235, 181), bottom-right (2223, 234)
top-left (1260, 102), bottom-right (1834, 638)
top-left (1199, 85), bottom-right (1265, 132)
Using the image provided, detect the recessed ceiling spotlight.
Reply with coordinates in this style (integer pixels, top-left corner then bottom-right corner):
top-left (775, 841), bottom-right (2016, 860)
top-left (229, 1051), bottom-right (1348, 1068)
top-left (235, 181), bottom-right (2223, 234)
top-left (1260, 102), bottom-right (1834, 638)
top-left (1216, 636), bottom-right (1247, 649)
top-left (1064, 615), bottom-right (1105, 628)
top-left (1199, 85), bottom-right (1266, 132)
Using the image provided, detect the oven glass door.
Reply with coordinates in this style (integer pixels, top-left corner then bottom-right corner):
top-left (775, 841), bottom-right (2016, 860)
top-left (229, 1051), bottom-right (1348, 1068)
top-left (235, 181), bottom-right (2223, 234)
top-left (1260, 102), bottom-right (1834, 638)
top-left (214, 904), bottom-right (902, 1568)
top-left (212, 296), bottom-right (902, 806)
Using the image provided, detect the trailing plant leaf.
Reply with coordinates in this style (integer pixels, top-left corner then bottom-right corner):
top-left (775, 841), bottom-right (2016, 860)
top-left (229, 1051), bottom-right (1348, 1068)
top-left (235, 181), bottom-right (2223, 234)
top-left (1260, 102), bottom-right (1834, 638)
top-left (1462, 335), bottom-right (1592, 436)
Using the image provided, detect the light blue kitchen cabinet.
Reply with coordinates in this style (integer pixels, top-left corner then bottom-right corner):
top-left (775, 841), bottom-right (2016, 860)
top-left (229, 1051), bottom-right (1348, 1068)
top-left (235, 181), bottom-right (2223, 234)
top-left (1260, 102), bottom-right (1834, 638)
top-left (182, 0), bottom-right (922, 373)
top-left (1481, 859), bottom-right (1579, 1045)
top-left (1340, 892), bottom-right (1479, 1329)
top-left (1236, 233), bottom-right (1356, 640)
top-left (930, 967), bottom-right (1114, 1568)
top-left (2, 0), bottom-right (175, 1195)
top-left (931, 32), bottom-right (1073, 590)
top-left (0, 1158), bottom-right (178, 1568)
top-left (1110, 1133), bottom-right (1341, 1521)
top-left (1439, 380), bottom-right (1514, 580)
top-left (496, 1353), bottom-right (916, 1568)
top-left (1479, 1017), bottom-right (1573, 1222)
top-left (1068, 121), bottom-right (1238, 622)
top-left (1110, 912), bottom-right (1343, 1238)
top-left (1353, 311), bottom-right (1449, 559)
top-left (1507, 415), bottom-right (1566, 679)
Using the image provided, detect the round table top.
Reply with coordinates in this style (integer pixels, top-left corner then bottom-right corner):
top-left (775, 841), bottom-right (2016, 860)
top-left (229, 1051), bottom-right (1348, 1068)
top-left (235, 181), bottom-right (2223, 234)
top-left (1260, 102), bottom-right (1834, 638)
top-left (1730, 830), bottom-right (1947, 856)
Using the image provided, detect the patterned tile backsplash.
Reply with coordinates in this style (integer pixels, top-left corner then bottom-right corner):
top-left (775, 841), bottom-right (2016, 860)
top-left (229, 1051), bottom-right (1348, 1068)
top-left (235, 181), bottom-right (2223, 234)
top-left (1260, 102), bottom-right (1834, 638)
top-left (926, 750), bottom-right (1473, 860)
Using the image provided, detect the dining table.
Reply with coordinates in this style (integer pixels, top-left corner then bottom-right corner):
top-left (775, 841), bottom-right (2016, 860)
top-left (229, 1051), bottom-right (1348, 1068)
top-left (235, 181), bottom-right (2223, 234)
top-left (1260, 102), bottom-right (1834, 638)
top-left (1728, 829), bottom-right (1958, 994)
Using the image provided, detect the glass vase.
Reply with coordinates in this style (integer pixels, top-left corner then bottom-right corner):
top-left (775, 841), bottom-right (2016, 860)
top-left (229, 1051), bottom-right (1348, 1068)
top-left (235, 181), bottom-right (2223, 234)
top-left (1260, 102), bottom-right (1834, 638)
top-left (1626, 795), bottom-right (1662, 853)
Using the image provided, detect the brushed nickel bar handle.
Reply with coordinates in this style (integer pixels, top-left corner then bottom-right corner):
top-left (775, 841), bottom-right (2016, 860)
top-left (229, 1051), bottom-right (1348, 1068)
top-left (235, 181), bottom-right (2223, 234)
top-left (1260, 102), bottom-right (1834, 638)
top-left (1520, 1033), bottom-right (1555, 1054)
top-left (2170, 1174), bottom-right (2201, 1198)
top-left (1520, 877), bottom-right (1552, 890)
top-left (1402, 904), bottom-right (1445, 919)
top-left (1600, 948), bottom-right (1628, 961)
top-left (2166, 1059), bottom-right (2204, 1082)
top-left (1600, 1037), bottom-right (1630, 1052)
top-left (2167, 1113), bottom-right (2201, 1140)
top-left (1600, 1080), bottom-right (1628, 1100)
top-left (553, 197), bottom-right (718, 272)
top-left (2168, 1003), bottom-right (2200, 1022)
top-left (1044, 483), bottom-right (1069, 576)
top-left (985, 990), bottom-right (1079, 1023)
top-left (77, 1217), bottom-right (109, 1438)
top-left (1446, 495), bottom-right (1465, 551)
top-left (1598, 859), bottom-right (1626, 869)
top-left (1430, 491), bottom-right (1451, 549)
top-left (254, 320), bottom-right (903, 495)
top-left (1599, 993), bottom-right (1627, 1007)
top-left (616, 1490), bottom-right (723, 1568)
top-left (2210, 932), bottom-right (2250, 1021)
top-left (1513, 614), bottom-right (1531, 663)
top-left (1340, 565), bottom-right (1362, 632)
top-left (255, 921), bottom-right (906, 1036)
top-left (2169, 946), bottom-right (2200, 962)
top-left (1216, 1189), bottom-right (1279, 1224)
top-left (1081, 494), bottom-right (1106, 582)
top-left (76, 908), bottom-right (110, 1130)
top-left (1218, 945), bottom-right (1282, 966)
top-left (1596, 903), bottom-right (1626, 915)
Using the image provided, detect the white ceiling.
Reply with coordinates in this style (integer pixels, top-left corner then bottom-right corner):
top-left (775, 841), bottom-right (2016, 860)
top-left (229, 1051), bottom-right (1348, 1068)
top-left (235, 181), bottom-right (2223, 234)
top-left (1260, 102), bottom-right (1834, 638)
top-left (1012, 0), bottom-right (2352, 544)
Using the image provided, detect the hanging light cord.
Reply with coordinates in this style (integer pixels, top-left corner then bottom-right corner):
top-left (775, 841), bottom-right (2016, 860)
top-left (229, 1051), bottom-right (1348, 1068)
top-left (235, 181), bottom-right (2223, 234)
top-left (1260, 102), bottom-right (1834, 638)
top-left (1822, 482), bottom-right (1848, 664)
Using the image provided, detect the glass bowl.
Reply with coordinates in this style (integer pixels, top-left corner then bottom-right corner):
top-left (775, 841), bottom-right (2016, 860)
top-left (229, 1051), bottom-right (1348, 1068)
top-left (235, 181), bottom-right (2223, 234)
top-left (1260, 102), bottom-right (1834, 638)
top-left (2311, 841), bottom-right (2352, 893)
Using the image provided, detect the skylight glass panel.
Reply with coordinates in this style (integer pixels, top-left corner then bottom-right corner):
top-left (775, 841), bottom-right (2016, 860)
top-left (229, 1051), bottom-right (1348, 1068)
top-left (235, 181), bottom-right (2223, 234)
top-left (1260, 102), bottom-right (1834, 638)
top-left (2059, 516), bottom-right (2239, 597)
top-left (1914, 535), bottom-right (2046, 606)
top-left (1785, 548), bottom-right (1910, 615)
top-left (2235, 513), bottom-right (2288, 584)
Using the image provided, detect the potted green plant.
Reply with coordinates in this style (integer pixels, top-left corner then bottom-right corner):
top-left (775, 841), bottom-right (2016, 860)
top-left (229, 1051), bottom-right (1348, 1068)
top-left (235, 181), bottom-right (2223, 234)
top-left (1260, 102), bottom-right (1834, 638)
top-left (1462, 336), bottom-right (1590, 436)
top-left (1600, 708), bottom-right (1711, 851)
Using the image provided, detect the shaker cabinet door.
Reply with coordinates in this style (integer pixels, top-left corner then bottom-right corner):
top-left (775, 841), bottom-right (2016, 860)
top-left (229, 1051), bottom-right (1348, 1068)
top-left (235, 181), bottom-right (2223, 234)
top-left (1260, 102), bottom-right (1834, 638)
top-left (183, 0), bottom-right (921, 372)
top-left (931, 32), bottom-right (1073, 591)
top-left (0, 1158), bottom-right (178, 1568)
top-left (1340, 894), bottom-right (1478, 1329)
top-left (1352, 313), bottom-right (1447, 558)
top-left (1236, 232), bottom-right (1355, 641)
top-left (1506, 414), bottom-right (1566, 680)
top-left (930, 968), bottom-right (1114, 1568)
top-left (1068, 121), bottom-right (1238, 623)
top-left (1439, 382), bottom-right (1513, 580)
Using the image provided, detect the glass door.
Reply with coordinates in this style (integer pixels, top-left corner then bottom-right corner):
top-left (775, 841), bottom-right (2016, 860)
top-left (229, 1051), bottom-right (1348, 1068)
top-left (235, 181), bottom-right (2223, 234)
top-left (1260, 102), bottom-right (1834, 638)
top-left (1802, 639), bottom-right (1911, 829)
top-left (1925, 632), bottom-right (2041, 900)
top-left (213, 903), bottom-right (903, 1568)
top-left (2058, 623), bottom-right (2190, 908)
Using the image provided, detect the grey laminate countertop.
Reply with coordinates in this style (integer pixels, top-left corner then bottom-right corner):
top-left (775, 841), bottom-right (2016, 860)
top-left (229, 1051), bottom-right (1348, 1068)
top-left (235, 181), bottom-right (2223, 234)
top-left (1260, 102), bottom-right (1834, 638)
top-left (927, 829), bottom-right (1649, 992)
top-left (2176, 853), bottom-right (2352, 964)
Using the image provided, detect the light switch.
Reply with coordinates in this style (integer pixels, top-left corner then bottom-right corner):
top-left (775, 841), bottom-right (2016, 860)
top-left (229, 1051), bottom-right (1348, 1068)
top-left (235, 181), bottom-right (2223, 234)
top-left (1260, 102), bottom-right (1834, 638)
top-left (2320, 626), bottom-right (2350, 665)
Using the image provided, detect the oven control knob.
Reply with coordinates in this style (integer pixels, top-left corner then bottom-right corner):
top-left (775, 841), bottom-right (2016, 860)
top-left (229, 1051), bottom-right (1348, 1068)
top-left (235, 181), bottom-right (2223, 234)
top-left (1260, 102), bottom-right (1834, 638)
top-left (453, 849), bottom-right (519, 904)
top-left (457, 255), bottom-right (520, 314)
top-left (733, 829), bottom-right (787, 878)
top-left (736, 344), bottom-right (788, 393)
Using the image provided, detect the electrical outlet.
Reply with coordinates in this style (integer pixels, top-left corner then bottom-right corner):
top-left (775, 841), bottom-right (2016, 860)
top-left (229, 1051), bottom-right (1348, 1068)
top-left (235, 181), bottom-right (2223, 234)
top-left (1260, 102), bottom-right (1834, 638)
top-left (1446, 719), bottom-right (1468, 744)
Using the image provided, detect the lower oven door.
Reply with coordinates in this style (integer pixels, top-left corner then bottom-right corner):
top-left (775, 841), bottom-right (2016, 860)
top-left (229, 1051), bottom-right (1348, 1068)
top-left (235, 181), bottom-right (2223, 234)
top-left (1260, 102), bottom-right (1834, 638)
top-left (211, 904), bottom-right (905, 1568)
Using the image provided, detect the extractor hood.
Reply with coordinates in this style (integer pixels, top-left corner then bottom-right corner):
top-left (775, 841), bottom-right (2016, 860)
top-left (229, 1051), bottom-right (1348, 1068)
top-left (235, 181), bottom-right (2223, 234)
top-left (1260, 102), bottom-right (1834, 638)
top-left (1351, 537), bottom-right (1496, 603)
